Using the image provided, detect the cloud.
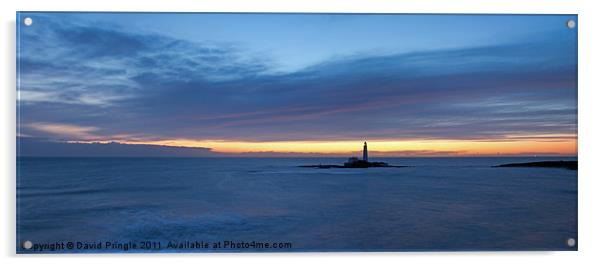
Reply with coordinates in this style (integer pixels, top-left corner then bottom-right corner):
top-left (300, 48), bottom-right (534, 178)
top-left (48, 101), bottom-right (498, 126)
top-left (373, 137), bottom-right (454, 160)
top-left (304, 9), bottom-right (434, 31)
top-left (24, 122), bottom-right (139, 142)
top-left (17, 15), bottom-right (577, 146)
top-left (26, 122), bottom-right (101, 140)
top-left (18, 137), bottom-right (216, 157)
top-left (18, 15), bottom-right (269, 108)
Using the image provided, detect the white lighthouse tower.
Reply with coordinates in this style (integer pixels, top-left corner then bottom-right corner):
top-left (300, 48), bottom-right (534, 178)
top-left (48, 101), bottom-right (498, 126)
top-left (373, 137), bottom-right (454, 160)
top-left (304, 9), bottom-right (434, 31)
top-left (363, 141), bottom-right (368, 162)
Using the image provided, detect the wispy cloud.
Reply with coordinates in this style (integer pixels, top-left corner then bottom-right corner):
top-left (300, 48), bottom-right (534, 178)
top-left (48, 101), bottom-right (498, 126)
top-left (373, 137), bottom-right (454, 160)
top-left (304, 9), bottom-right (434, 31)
top-left (17, 14), bottom-right (577, 152)
top-left (26, 122), bottom-right (101, 140)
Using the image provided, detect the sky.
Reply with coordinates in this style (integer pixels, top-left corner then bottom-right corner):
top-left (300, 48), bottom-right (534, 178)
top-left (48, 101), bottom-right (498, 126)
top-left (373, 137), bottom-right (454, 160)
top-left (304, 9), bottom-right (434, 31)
top-left (17, 13), bottom-right (578, 157)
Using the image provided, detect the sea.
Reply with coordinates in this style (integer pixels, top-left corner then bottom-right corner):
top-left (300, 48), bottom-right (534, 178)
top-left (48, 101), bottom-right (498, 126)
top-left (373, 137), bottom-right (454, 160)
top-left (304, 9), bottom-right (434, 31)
top-left (16, 157), bottom-right (577, 253)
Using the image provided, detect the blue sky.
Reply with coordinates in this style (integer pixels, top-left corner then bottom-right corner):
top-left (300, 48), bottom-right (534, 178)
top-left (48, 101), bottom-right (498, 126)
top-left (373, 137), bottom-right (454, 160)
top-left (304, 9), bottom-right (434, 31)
top-left (16, 13), bottom-right (577, 155)
top-left (48, 13), bottom-right (574, 73)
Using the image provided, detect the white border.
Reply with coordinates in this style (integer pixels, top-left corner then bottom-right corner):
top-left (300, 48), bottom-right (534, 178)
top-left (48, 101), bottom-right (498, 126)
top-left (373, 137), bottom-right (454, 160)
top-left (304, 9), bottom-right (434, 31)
top-left (2, 0), bottom-right (601, 265)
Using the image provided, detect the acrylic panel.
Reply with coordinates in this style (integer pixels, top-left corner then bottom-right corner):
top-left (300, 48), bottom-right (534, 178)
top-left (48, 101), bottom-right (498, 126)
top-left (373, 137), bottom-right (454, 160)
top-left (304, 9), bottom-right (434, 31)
top-left (16, 12), bottom-right (578, 253)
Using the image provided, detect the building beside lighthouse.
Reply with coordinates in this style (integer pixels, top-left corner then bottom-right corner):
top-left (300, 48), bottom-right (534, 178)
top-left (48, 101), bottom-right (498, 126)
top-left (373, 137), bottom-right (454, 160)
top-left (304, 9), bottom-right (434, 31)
top-left (346, 141), bottom-right (369, 165)
top-left (301, 141), bottom-right (395, 168)
top-left (344, 141), bottom-right (388, 167)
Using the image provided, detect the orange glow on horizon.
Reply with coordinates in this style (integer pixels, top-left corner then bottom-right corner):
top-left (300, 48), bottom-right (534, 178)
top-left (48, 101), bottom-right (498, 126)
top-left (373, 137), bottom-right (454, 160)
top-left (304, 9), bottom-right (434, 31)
top-left (89, 136), bottom-right (578, 156)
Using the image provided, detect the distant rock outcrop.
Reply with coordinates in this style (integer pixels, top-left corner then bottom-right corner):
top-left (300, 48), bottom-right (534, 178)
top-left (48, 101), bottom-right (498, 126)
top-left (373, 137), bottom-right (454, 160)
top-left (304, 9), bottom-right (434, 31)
top-left (299, 141), bottom-right (408, 168)
top-left (17, 137), bottom-right (216, 157)
top-left (494, 160), bottom-right (577, 170)
top-left (298, 163), bottom-right (407, 169)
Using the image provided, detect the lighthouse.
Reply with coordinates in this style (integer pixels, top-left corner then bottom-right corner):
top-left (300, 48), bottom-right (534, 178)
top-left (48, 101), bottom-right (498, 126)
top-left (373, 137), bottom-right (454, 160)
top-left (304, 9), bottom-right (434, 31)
top-left (338, 141), bottom-right (389, 168)
top-left (363, 141), bottom-right (368, 162)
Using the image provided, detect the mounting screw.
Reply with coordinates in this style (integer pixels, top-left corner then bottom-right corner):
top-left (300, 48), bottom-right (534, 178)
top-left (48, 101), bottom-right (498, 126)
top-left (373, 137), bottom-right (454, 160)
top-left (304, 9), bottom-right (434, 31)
top-left (567, 238), bottom-right (576, 247)
top-left (23, 17), bottom-right (33, 26)
top-left (566, 19), bottom-right (576, 29)
top-left (22, 240), bottom-right (33, 249)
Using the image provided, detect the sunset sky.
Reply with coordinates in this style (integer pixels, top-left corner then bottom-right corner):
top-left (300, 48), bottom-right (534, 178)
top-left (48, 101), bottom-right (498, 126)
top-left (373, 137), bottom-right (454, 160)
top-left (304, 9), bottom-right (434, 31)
top-left (17, 13), bottom-right (577, 156)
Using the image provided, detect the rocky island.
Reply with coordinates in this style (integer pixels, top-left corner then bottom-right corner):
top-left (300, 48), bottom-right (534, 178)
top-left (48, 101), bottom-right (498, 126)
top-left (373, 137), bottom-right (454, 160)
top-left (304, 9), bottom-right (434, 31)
top-left (494, 160), bottom-right (577, 170)
top-left (299, 142), bottom-right (408, 169)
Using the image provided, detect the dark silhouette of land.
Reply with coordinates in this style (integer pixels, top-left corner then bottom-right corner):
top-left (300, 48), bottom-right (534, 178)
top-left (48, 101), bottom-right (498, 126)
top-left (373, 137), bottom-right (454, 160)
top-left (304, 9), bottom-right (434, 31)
top-left (18, 137), bottom-right (215, 157)
top-left (299, 141), bottom-right (408, 168)
top-left (494, 160), bottom-right (577, 170)
top-left (299, 162), bottom-right (408, 169)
